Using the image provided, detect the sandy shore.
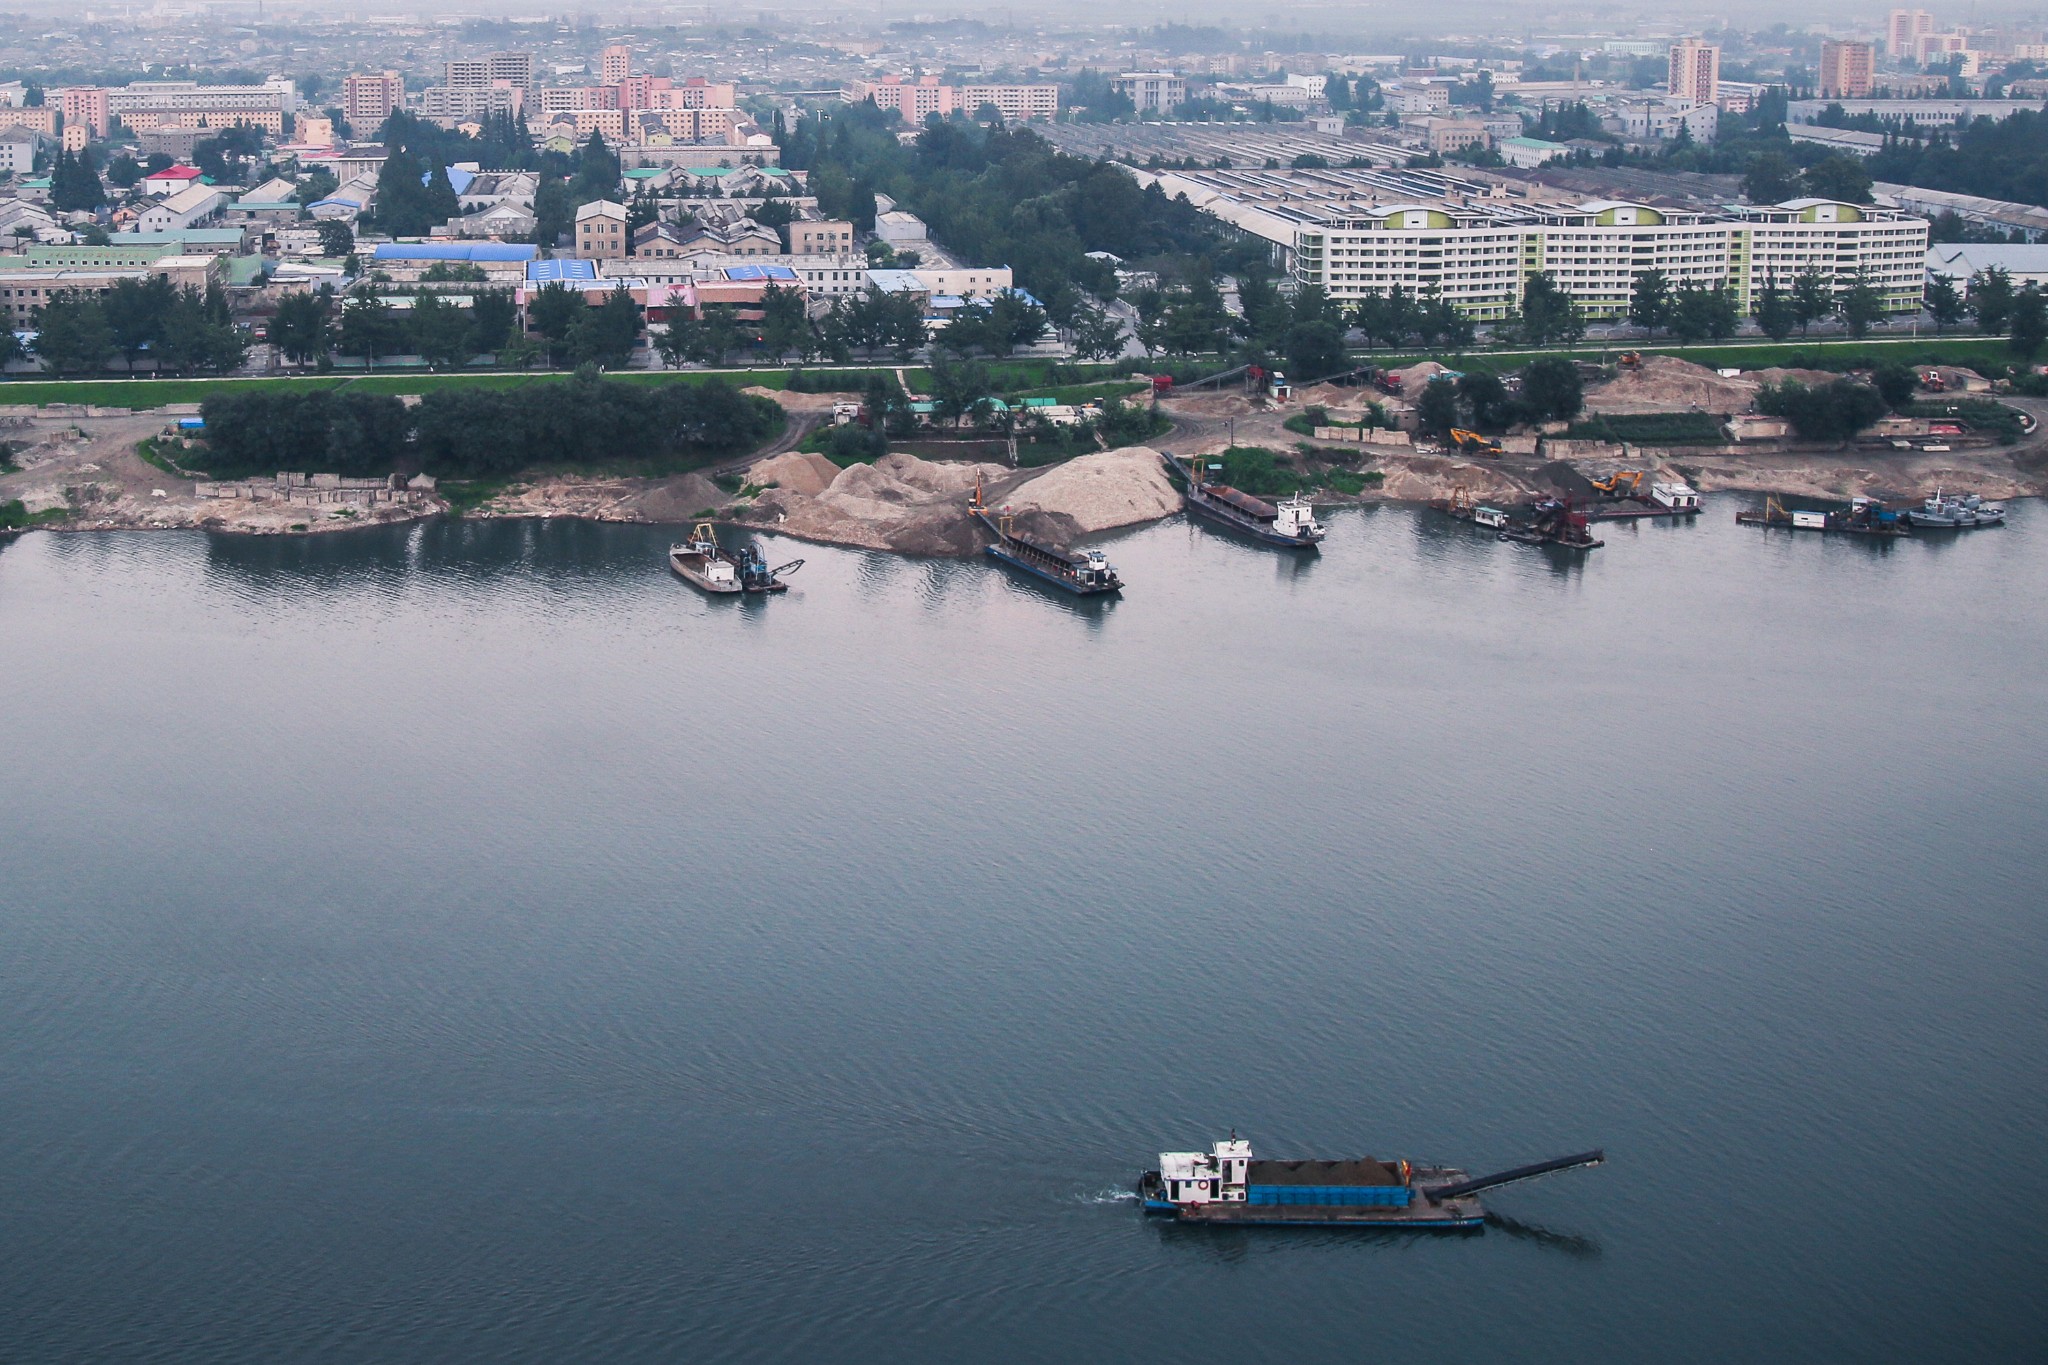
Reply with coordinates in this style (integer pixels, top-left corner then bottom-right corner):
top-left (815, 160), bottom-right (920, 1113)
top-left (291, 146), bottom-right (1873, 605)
top-left (5, 385), bottom-right (2044, 552)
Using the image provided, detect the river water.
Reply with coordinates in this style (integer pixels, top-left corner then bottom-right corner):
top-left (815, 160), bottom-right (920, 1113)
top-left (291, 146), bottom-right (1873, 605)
top-left (2, 501), bottom-right (2043, 1363)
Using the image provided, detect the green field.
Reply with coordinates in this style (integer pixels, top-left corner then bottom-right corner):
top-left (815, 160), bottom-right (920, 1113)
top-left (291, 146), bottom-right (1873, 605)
top-left (0, 366), bottom-right (798, 411)
top-left (1562, 412), bottom-right (1732, 445)
top-left (0, 341), bottom-right (2022, 413)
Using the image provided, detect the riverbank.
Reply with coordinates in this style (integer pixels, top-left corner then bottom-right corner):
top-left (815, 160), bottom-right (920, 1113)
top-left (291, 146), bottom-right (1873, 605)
top-left (3, 388), bottom-right (2042, 550)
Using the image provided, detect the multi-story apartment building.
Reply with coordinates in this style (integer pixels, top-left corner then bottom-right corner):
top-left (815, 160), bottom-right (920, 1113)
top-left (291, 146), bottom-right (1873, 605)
top-left (1819, 40), bottom-right (1876, 98)
top-left (1111, 72), bottom-right (1186, 113)
top-left (446, 53), bottom-right (533, 91)
top-left (1141, 167), bottom-right (1928, 322)
top-left (601, 44), bottom-right (633, 87)
top-left (59, 86), bottom-right (110, 137)
top-left (106, 80), bottom-right (297, 117)
top-left (0, 106), bottom-right (57, 135)
top-left (1667, 38), bottom-right (1720, 105)
top-left (342, 72), bottom-right (404, 130)
top-left (1886, 9), bottom-right (1936, 57)
top-left (419, 83), bottom-right (523, 124)
top-left (845, 76), bottom-right (956, 122)
top-left (959, 84), bottom-right (1059, 122)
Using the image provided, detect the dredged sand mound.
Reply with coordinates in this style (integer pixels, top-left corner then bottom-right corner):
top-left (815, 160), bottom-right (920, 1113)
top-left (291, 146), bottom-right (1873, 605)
top-left (736, 447), bottom-right (1181, 555)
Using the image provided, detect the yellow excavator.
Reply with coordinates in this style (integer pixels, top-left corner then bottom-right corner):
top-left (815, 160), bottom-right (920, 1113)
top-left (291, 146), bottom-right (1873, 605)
top-left (1589, 470), bottom-right (1645, 498)
top-left (1448, 428), bottom-right (1504, 457)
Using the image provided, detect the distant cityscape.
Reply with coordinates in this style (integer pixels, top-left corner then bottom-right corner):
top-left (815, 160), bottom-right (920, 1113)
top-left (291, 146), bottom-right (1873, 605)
top-left (2, 7), bottom-right (2048, 373)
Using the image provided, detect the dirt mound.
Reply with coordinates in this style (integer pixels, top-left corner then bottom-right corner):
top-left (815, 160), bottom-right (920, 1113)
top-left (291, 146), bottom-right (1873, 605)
top-left (1585, 355), bottom-right (1755, 413)
top-left (1162, 390), bottom-right (1258, 417)
top-left (756, 386), bottom-right (846, 412)
top-left (1748, 367), bottom-right (1841, 389)
top-left (1295, 382), bottom-right (1385, 411)
top-left (1396, 361), bottom-right (1455, 400)
top-left (1371, 454), bottom-right (1532, 503)
top-left (619, 473), bottom-right (728, 522)
top-left (1004, 446), bottom-right (1180, 534)
top-left (746, 451), bottom-right (840, 497)
top-left (740, 452), bottom-right (1005, 555)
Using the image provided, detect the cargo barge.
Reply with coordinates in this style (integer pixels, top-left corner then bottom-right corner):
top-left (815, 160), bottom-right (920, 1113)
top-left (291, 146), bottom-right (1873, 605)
top-left (1736, 495), bottom-right (1911, 537)
top-left (1162, 452), bottom-right (1325, 549)
top-left (669, 523), bottom-right (743, 594)
top-left (1138, 1134), bottom-right (1603, 1231)
top-left (1583, 481), bottom-right (1704, 521)
top-left (969, 479), bottom-right (1123, 596)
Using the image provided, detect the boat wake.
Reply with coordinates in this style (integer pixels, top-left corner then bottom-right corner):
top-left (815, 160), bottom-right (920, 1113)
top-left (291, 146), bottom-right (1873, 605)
top-left (1076, 1187), bottom-right (1140, 1206)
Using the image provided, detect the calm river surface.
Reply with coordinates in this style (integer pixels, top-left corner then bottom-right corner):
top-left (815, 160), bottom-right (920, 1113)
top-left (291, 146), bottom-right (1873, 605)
top-left (2, 501), bottom-right (2044, 1363)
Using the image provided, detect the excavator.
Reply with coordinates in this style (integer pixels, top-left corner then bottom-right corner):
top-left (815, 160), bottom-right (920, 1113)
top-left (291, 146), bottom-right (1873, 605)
top-left (1617, 351), bottom-right (1643, 369)
top-left (1588, 469), bottom-right (1645, 499)
top-left (1448, 428), bottom-right (1504, 457)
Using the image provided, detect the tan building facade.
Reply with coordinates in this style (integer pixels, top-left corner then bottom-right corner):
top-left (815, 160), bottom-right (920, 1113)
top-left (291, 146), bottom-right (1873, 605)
top-left (1820, 41), bottom-right (1876, 99)
top-left (574, 200), bottom-right (628, 259)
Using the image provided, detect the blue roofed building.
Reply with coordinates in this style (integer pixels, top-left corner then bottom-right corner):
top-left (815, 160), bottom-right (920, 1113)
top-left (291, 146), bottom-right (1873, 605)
top-left (526, 258), bottom-right (598, 284)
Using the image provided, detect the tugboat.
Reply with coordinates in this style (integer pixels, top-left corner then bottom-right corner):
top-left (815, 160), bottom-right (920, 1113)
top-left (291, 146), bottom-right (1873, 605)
top-left (733, 543), bottom-right (805, 593)
top-left (668, 522), bottom-right (742, 594)
top-left (1137, 1133), bottom-right (1604, 1231)
top-left (1906, 488), bottom-right (2006, 529)
top-left (969, 476), bottom-right (1123, 596)
top-left (1163, 452), bottom-right (1325, 549)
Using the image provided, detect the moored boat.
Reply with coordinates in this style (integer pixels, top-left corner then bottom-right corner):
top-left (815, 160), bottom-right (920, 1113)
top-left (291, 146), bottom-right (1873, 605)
top-left (668, 522), bottom-right (742, 594)
top-left (1164, 452), bottom-right (1325, 549)
top-left (969, 477), bottom-right (1123, 596)
top-left (1906, 488), bottom-right (2005, 529)
top-left (1137, 1133), bottom-right (1604, 1231)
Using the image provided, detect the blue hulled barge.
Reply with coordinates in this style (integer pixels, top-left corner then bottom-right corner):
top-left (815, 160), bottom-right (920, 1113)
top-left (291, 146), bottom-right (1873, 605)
top-left (969, 479), bottom-right (1123, 596)
top-left (1138, 1134), bottom-right (1603, 1230)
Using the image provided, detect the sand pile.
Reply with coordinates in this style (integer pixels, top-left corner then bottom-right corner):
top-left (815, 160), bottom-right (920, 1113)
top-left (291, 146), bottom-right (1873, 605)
top-left (1162, 390), bottom-right (1258, 416)
top-left (730, 447), bottom-right (1183, 555)
top-left (746, 451), bottom-right (841, 496)
top-left (1295, 381), bottom-right (1385, 410)
top-left (1584, 355), bottom-right (1755, 413)
top-left (1370, 455), bottom-right (1531, 503)
top-left (745, 385), bottom-right (845, 413)
top-left (1003, 447), bottom-right (1181, 534)
top-left (1396, 361), bottom-right (1456, 400)
top-left (619, 472), bottom-right (729, 522)
top-left (1748, 367), bottom-right (1842, 389)
top-left (742, 452), bottom-right (1005, 554)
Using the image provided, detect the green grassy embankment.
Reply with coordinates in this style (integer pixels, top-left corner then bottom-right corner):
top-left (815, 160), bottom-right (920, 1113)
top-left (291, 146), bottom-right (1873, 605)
top-left (0, 367), bottom-right (795, 411)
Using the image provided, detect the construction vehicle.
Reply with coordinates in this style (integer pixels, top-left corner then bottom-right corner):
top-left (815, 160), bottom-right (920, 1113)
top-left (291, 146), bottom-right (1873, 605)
top-left (1920, 369), bottom-right (1947, 393)
top-left (1376, 369), bottom-right (1405, 395)
top-left (1589, 470), bottom-right (1645, 498)
top-left (1448, 428), bottom-right (1503, 457)
top-left (1617, 351), bottom-right (1643, 370)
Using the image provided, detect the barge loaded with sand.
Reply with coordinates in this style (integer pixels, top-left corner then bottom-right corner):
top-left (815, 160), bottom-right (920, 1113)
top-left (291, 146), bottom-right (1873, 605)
top-left (1162, 452), bottom-right (1325, 549)
top-left (1138, 1134), bottom-right (1605, 1231)
top-left (968, 478), bottom-right (1123, 596)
